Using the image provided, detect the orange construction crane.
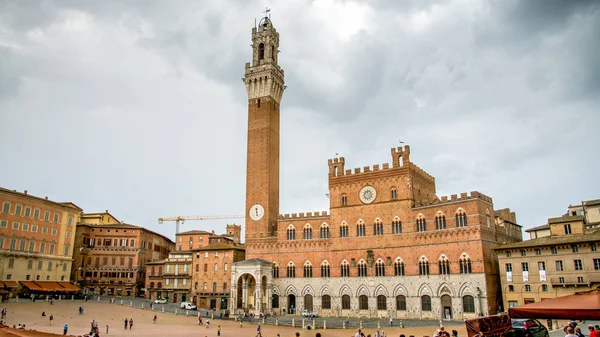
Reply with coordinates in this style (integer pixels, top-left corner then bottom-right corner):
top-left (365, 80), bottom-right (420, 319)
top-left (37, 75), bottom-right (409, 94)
top-left (158, 215), bottom-right (244, 234)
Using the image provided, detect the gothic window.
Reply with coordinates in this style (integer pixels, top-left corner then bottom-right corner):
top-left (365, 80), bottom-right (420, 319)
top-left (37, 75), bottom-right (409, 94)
top-left (377, 295), bottom-right (387, 310)
top-left (375, 259), bottom-right (385, 277)
top-left (303, 261), bottom-right (313, 278)
top-left (272, 294), bottom-right (279, 308)
top-left (272, 263), bottom-right (279, 278)
top-left (320, 224), bottom-right (330, 239)
top-left (396, 295), bottom-right (406, 310)
top-left (259, 43), bottom-right (265, 60)
top-left (392, 218), bottom-right (402, 234)
top-left (438, 256), bottom-right (450, 275)
top-left (373, 220), bottom-right (383, 236)
top-left (394, 258), bottom-right (405, 276)
top-left (421, 295), bottom-right (432, 311)
top-left (456, 210), bottom-right (468, 227)
top-left (435, 214), bottom-right (447, 230)
top-left (357, 222), bottom-right (366, 237)
top-left (341, 260), bottom-right (350, 277)
top-left (359, 295), bottom-right (369, 310)
top-left (357, 260), bottom-right (367, 277)
top-left (341, 294), bottom-right (351, 309)
top-left (460, 255), bottom-right (472, 274)
top-left (417, 217), bottom-right (427, 232)
top-left (287, 262), bottom-right (296, 278)
top-left (391, 188), bottom-right (397, 199)
top-left (463, 295), bottom-right (475, 313)
top-left (303, 224), bottom-right (313, 240)
top-left (419, 258), bottom-right (430, 276)
top-left (340, 223), bottom-right (349, 238)
top-left (322, 295), bottom-right (331, 309)
top-left (320, 261), bottom-right (331, 278)
top-left (341, 195), bottom-right (348, 206)
top-left (287, 225), bottom-right (296, 240)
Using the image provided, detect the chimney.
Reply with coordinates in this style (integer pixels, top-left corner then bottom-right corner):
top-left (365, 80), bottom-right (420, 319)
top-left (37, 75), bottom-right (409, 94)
top-left (24, 190), bottom-right (28, 195)
top-left (211, 230), bottom-right (215, 235)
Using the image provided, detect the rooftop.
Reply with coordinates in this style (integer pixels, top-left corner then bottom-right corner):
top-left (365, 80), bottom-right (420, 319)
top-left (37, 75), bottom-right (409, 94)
top-left (525, 224), bottom-right (550, 232)
top-left (495, 229), bottom-right (600, 250)
top-left (547, 215), bottom-right (584, 224)
top-left (0, 187), bottom-right (83, 211)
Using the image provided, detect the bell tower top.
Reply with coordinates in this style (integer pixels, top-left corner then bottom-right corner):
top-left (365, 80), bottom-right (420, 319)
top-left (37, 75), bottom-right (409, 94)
top-left (244, 12), bottom-right (285, 103)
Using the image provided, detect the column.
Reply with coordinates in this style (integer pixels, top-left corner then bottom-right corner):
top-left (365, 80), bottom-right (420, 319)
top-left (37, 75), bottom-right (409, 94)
top-left (242, 278), bottom-right (248, 310)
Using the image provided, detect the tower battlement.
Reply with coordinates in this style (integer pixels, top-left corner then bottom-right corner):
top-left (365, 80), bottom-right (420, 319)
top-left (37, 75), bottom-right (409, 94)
top-left (278, 211), bottom-right (329, 220)
top-left (327, 146), bottom-right (434, 183)
top-left (436, 191), bottom-right (493, 204)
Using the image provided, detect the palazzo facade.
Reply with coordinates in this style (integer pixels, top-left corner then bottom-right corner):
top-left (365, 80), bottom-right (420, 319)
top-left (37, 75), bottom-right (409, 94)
top-left (231, 16), bottom-right (522, 320)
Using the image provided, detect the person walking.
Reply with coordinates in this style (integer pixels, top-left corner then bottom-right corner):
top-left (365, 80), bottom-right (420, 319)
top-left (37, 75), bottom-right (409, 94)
top-left (129, 318), bottom-right (133, 330)
top-left (153, 315), bottom-right (157, 323)
top-left (217, 325), bottom-right (221, 336)
top-left (257, 324), bottom-right (262, 337)
top-left (390, 317), bottom-right (393, 327)
top-left (589, 325), bottom-right (599, 337)
top-left (206, 319), bottom-right (210, 329)
top-left (124, 318), bottom-right (128, 329)
top-left (106, 324), bottom-right (109, 334)
top-left (49, 314), bottom-right (54, 325)
top-left (63, 324), bottom-right (68, 335)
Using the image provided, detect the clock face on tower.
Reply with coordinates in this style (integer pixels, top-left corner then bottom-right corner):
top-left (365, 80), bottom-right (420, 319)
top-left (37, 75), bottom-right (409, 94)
top-left (359, 186), bottom-right (377, 204)
top-left (249, 204), bottom-right (265, 221)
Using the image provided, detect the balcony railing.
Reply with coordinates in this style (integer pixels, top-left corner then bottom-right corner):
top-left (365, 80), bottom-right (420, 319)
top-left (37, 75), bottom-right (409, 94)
top-left (550, 276), bottom-right (600, 286)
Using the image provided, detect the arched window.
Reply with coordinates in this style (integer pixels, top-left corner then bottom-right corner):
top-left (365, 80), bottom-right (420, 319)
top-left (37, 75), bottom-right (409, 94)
top-left (359, 295), bottom-right (369, 310)
top-left (417, 217), bottom-right (427, 232)
top-left (320, 261), bottom-right (330, 278)
top-left (463, 295), bottom-right (475, 313)
top-left (392, 218), bottom-right (402, 234)
top-left (158, 266), bottom-right (162, 275)
top-left (419, 258), bottom-right (430, 276)
top-left (341, 294), bottom-right (351, 309)
top-left (460, 255), bottom-right (472, 274)
top-left (357, 260), bottom-right (367, 277)
top-left (373, 219), bottom-right (383, 236)
top-left (272, 294), bottom-right (279, 308)
top-left (303, 261), bottom-right (313, 278)
top-left (341, 195), bottom-right (348, 206)
top-left (438, 256), bottom-right (450, 275)
top-left (287, 262), bottom-right (296, 278)
top-left (436, 214), bottom-right (447, 230)
top-left (394, 258), bottom-right (405, 276)
top-left (396, 295), bottom-right (406, 310)
top-left (421, 295), bottom-right (432, 311)
top-left (377, 295), bottom-right (387, 310)
top-left (259, 43), bottom-right (265, 60)
top-left (456, 210), bottom-right (468, 227)
top-left (303, 224), bottom-right (312, 240)
top-left (157, 282), bottom-right (162, 289)
top-left (149, 282), bottom-right (155, 289)
top-left (320, 224), bottom-right (330, 239)
top-left (341, 260), bottom-right (350, 277)
top-left (287, 225), bottom-right (296, 240)
top-left (391, 188), bottom-right (397, 199)
top-left (357, 221), bottom-right (366, 237)
top-left (375, 259), bottom-right (385, 277)
top-left (340, 222), bottom-right (349, 238)
top-left (322, 294), bottom-right (331, 309)
top-left (272, 263), bottom-right (279, 278)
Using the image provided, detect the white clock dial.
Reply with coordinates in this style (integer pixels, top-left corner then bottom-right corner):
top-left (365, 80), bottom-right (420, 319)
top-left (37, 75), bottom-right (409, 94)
top-left (359, 186), bottom-right (377, 204)
top-left (249, 204), bottom-right (265, 221)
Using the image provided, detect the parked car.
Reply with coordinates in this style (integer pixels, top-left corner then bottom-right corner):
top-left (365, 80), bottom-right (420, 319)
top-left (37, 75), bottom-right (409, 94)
top-left (301, 309), bottom-right (318, 317)
top-left (180, 301), bottom-right (197, 310)
top-left (154, 298), bottom-right (168, 304)
top-left (512, 319), bottom-right (549, 337)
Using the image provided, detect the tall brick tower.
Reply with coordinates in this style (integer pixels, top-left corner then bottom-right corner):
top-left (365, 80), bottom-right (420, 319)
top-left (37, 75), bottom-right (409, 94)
top-left (244, 16), bottom-right (285, 243)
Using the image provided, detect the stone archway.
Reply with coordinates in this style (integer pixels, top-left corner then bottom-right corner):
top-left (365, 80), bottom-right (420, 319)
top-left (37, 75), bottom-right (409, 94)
top-left (441, 294), bottom-right (452, 319)
top-left (304, 294), bottom-right (313, 311)
top-left (236, 273), bottom-right (256, 312)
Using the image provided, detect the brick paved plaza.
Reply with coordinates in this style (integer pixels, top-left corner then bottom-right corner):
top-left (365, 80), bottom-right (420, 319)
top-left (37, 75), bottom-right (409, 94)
top-left (0, 300), bottom-right (467, 337)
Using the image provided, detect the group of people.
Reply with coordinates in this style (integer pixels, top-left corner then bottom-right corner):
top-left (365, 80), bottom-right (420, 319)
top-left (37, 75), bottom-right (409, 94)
top-left (434, 326), bottom-right (459, 337)
top-left (123, 317), bottom-right (134, 329)
top-left (564, 321), bottom-right (600, 337)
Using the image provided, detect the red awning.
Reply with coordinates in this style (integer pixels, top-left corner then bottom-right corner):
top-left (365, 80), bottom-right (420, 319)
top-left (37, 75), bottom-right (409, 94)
top-left (2, 281), bottom-right (18, 288)
top-left (20, 281), bottom-right (44, 291)
top-left (58, 282), bottom-right (80, 292)
top-left (508, 289), bottom-right (600, 320)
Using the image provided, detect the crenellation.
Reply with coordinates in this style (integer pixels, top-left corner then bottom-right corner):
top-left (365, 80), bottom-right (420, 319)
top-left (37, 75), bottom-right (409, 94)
top-left (451, 194), bottom-right (458, 201)
top-left (460, 192), bottom-right (468, 199)
top-left (382, 163), bottom-right (389, 169)
top-left (408, 163), bottom-right (435, 182)
top-left (373, 164), bottom-right (380, 171)
top-left (364, 166), bottom-right (371, 172)
top-left (354, 168), bottom-right (360, 174)
top-left (345, 169), bottom-right (351, 175)
top-left (441, 196), bottom-right (448, 202)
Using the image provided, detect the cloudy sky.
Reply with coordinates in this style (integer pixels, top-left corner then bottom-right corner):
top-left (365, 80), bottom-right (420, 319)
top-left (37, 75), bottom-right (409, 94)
top-left (1, 0), bottom-right (598, 241)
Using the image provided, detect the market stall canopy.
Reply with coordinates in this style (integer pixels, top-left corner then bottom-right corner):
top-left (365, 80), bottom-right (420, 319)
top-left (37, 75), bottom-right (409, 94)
top-left (508, 289), bottom-right (600, 320)
top-left (0, 281), bottom-right (18, 288)
top-left (19, 281), bottom-right (80, 293)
